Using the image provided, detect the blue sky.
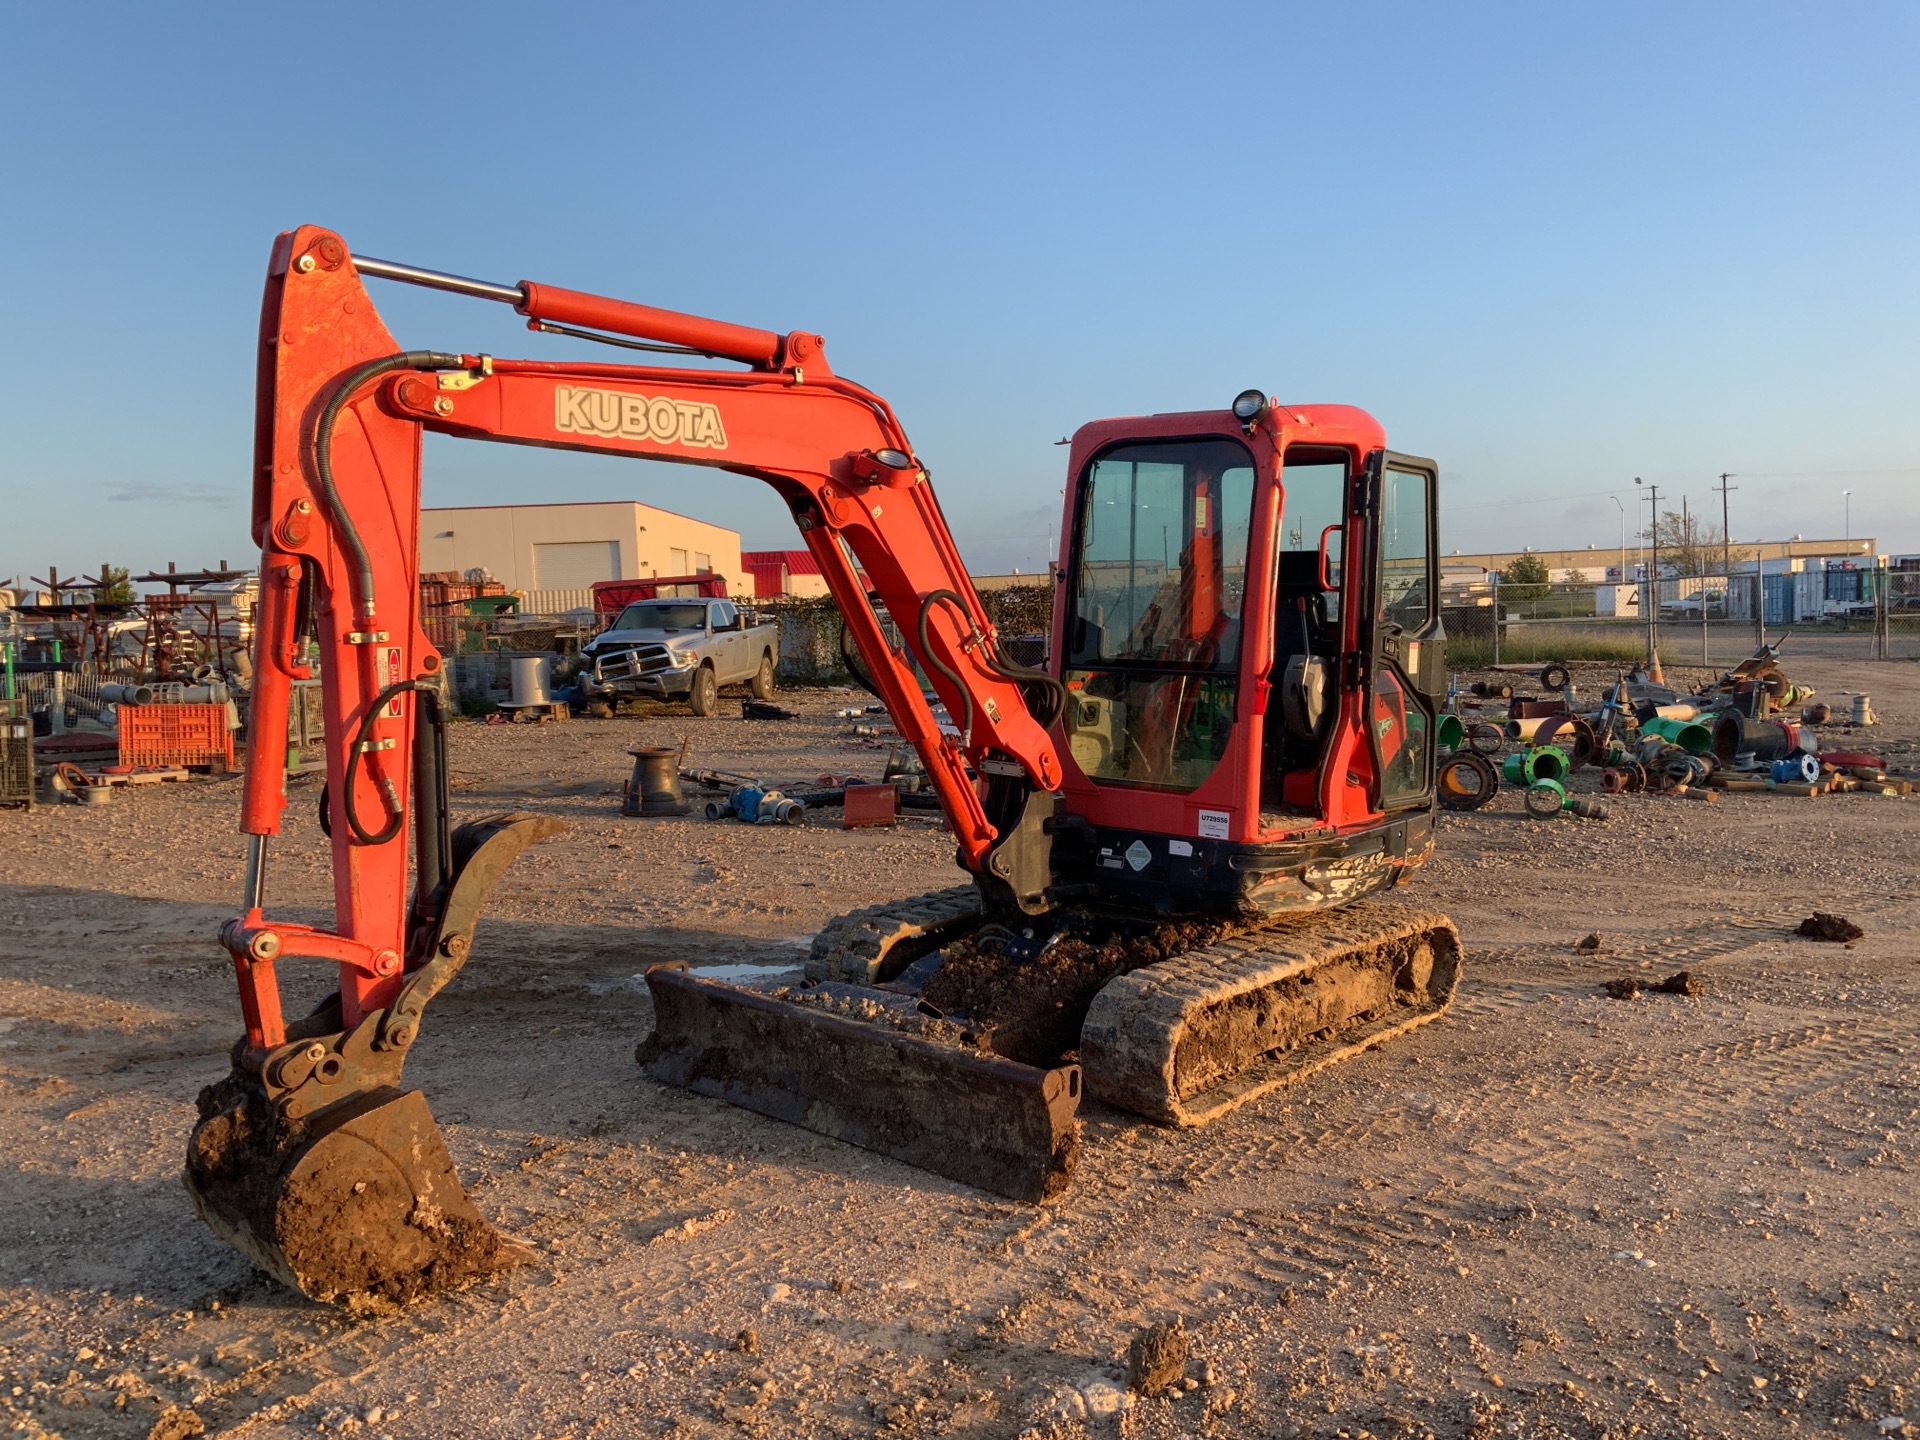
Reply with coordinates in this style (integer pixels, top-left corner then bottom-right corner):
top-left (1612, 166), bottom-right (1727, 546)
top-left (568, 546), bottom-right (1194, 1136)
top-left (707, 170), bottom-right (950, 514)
top-left (3, 2), bottom-right (1915, 589)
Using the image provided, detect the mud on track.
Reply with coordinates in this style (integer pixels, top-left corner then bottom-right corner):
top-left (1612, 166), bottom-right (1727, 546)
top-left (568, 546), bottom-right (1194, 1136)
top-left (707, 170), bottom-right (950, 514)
top-left (2, 660), bottom-right (1918, 1438)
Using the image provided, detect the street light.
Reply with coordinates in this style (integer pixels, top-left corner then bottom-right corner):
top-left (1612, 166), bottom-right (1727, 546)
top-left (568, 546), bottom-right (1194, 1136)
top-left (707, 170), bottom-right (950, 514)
top-left (1635, 476), bottom-right (1660, 661)
top-left (1844, 489), bottom-right (1852, 544)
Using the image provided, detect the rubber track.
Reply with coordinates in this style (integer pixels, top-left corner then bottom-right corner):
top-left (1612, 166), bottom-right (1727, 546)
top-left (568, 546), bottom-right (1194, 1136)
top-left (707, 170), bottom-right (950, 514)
top-left (805, 885), bottom-right (982, 983)
top-left (1081, 902), bottom-right (1461, 1127)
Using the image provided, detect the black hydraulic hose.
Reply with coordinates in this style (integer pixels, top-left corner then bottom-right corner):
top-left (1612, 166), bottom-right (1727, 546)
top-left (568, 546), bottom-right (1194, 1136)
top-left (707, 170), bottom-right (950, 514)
top-left (983, 638), bottom-right (1070, 731)
top-left (837, 619), bottom-right (883, 699)
top-left (313, 350), bottom-right (464, 620)
top-left (292, 555), bottom-right (318, 657)
top-left (409, 680), bottom-right (452, 924)
top-left (919, 589), bottom-right (1070, 735)
top-left (342, 678), bottom-right (437, 847)
top-left (917, 590), bottom-right (977, 742)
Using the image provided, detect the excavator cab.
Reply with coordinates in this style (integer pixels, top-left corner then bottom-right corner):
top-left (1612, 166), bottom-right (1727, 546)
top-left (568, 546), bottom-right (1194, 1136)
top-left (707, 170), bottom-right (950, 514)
top-left (1050, 411), bottom-right (1445, 917)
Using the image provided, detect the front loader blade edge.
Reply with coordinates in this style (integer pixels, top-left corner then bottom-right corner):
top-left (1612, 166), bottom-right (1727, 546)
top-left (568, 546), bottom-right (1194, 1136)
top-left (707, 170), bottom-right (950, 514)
top-left (639, 969), bottom-right (1080, 1203)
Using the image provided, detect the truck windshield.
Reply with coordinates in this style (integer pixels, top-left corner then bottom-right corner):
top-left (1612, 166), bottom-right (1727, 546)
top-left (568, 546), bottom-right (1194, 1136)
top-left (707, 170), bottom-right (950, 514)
top-left (613, 602), bottom-right (707, 631)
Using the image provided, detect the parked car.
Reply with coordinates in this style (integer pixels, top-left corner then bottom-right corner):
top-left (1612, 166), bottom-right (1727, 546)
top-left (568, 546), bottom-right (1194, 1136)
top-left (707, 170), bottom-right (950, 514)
top-left (1659, 590), bottom-right (1726, 618)
top-left (576, 598), bottom-right (778, 715)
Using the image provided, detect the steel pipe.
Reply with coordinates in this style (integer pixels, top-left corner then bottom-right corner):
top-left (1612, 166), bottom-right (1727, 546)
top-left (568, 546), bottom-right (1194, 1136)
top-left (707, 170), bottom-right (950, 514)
top-left (1711, 713), bottom-right (1803, 766)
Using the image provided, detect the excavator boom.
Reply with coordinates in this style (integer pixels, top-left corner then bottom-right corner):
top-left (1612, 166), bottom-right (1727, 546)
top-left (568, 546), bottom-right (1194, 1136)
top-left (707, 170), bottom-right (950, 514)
top-left (192, 226), bottom-right (1072, 1299)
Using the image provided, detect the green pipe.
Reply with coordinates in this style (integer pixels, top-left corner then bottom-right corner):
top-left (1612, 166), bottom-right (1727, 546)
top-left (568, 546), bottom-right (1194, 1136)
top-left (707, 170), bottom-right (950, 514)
top-left (1640, 715), bottom-right (1712, 755)
top-left (1529, 745), bottom-right (1569, 782)
top-left (1501, 744), bottom-right (1570, 785)
top-left (1525, 777), bottom-right (1568, 818)
top-left (1437, 714), bottom-right (1465, 751)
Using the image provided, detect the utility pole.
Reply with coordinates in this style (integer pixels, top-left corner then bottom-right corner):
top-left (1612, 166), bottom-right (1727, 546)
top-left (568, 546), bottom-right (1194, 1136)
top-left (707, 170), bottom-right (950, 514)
top-left (1714, 472), bottom-right (1736, 581)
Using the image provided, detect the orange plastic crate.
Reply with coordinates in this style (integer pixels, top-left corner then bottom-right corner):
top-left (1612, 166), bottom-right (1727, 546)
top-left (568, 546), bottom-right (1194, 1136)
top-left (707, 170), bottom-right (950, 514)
top-left (118, 704), bottom-right (234, 769)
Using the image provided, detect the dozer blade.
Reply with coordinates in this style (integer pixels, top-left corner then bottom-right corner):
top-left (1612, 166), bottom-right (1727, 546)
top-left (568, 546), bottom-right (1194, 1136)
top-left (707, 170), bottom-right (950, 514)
top-left (186, 1077), bottom-right (525, 1303)
top-left (639, 967), bottom-right (1081, 1203)
top-left (1080, 903), bottom-right (1461, 1127)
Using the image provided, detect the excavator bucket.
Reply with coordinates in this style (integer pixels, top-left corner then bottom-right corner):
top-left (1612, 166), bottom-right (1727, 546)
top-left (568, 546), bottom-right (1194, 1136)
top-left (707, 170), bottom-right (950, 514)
top-left (186, 1079), bottom-right (524, 1304)
top-left (640, 967), bottom-right (1081, 1202)
top-left (187, 813), bottom-right (562, 1302)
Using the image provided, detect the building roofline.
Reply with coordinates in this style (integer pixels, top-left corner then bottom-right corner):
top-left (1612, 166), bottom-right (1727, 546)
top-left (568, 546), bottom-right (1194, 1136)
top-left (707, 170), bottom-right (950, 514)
top-left (421, 499), bottom-right (736, 531)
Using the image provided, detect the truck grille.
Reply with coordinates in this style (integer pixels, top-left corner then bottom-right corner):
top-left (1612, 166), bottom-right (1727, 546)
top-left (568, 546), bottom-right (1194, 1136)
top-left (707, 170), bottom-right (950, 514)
top-left (596, 644), bottom-right (677, 680)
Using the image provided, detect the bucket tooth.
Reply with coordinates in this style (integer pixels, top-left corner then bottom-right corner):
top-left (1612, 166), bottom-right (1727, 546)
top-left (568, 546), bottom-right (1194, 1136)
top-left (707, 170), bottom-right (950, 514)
top-left (640, 967), bottom-right (1080, 1203)
top-left (185, 1075), bottom-right (524, 1302)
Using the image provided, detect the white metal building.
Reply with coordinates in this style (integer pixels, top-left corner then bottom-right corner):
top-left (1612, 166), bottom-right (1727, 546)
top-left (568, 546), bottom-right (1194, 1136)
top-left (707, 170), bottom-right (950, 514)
top-left (419, 502), bottom-right (747, 600)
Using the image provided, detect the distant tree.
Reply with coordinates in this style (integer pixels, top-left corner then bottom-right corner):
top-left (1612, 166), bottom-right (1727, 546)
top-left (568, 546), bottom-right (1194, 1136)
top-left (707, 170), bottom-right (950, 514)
top-left (1651, 511), bottom-right (1748, 578)
top-left (92, 565), bottom-right (133, 604)
top-left (1497, 552), bottom-right (1550, 603)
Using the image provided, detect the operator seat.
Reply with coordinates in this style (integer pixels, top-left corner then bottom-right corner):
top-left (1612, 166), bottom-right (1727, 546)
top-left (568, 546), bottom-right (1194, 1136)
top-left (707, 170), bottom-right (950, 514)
top-left (1272, 551), bottom-right (1334, 744)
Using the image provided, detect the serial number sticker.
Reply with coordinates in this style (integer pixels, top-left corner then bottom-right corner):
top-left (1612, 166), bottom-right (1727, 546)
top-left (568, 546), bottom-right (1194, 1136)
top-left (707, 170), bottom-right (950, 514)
top-left (1197, 810), bottom-right (1230, 840)
top-left (1168, 839), bottom-right (1194, 858)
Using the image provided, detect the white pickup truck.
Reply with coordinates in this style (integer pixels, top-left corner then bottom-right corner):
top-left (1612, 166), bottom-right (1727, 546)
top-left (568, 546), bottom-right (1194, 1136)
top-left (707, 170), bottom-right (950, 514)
top-left (576, 598), bottom-right (779, 716)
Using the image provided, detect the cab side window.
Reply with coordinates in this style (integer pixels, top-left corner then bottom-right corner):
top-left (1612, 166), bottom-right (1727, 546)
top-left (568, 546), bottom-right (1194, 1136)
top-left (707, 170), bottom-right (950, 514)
top-left (1379, 467), bottom-right (1433, 631)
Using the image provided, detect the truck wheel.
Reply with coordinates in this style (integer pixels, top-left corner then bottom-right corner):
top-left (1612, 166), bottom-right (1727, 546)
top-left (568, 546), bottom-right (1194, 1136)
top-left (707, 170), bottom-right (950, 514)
top-left (750, 650), bottom-right (775, 700)
top-left (689, 664), bottom-right (718, 717)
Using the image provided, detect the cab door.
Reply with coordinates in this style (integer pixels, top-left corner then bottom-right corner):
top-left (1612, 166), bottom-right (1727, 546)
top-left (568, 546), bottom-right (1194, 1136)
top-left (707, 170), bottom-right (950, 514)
top-left (1364, 451), bottom-right (1441, 810)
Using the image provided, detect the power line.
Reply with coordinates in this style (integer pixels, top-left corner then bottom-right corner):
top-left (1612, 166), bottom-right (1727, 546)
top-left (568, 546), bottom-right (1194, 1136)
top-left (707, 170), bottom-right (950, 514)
top-left (1704, 467), bottom-right (1920, 478)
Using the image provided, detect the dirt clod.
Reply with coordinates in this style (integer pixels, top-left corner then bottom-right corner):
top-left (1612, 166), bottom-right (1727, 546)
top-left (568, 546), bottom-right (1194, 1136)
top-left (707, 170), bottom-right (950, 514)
top-left (146, 1406), bottom-right (205, 1440)
top-left (1799, 913), bottom-right (1864, 943)
top-left (1602, 978), bottom-right (1640, 1000)
top-left (735, 1328), bottom-right (759, 1355)
top-left (1126, 1316), bottom-right (1188, 1395)
top-left (1576, 933), bottom-right (1604, 952)
top-left (1654, 971), bottom-right (1704, 996)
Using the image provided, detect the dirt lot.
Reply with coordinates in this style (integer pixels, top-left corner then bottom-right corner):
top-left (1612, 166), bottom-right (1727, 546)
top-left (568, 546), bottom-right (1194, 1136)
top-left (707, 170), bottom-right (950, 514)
top-left (3, 659), bottom-right (1918, 1440)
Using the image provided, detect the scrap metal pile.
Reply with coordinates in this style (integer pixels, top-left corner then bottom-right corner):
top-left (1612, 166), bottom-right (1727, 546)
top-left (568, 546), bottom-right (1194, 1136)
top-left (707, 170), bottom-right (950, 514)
top-left (0, 566), bottom-right (258, 808)
top-left (1434, 638), bottom-right (1902, 822)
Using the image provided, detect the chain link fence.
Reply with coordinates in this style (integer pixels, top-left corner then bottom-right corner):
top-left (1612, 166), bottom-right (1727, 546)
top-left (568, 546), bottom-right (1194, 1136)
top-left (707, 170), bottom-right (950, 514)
top-left (1447, 570), bottom-right (1920, 669)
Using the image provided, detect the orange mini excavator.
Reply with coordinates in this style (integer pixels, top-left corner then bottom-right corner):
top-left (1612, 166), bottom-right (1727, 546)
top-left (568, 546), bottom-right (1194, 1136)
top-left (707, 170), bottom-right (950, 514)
top-left (187, 226), bottom-right (1459, 1301)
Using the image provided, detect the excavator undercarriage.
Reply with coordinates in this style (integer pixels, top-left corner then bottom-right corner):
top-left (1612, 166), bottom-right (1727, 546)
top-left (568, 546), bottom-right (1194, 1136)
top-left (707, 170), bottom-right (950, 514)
top-left (642, 886), bottom-right (1459, 1203)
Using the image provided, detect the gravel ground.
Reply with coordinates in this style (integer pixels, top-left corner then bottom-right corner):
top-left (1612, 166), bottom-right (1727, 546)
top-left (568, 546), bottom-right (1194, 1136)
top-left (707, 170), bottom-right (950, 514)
top-left (2, 660), bottom-right (1917, 1440)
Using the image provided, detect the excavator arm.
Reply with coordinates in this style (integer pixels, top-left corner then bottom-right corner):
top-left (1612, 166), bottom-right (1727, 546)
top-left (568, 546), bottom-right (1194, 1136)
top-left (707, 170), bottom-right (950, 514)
top-left (188, 225), bottom-right (1069, 1300)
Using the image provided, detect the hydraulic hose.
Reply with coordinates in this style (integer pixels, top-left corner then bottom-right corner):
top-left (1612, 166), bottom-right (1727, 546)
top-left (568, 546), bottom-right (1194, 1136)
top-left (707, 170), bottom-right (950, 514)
top-left (917, 590), bottom-right (978, 743)
top-left (342, 678), bottom-right (438, 847)
top-left (837, 619), bottom-right (883, 700)
top-left (983, 637), bottom-right (1069, 731)
top-left (313, 351), bottom-right (464, 621)
top-left (918, 589), bottom-right (1070, 736)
